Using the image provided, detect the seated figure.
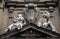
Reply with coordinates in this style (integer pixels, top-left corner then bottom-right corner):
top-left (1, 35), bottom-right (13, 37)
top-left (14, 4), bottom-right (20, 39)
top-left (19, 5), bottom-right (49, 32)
top-left (5, 13), bottom-right (26, 32)
top-left (36, 11), bottom-right (56, 32)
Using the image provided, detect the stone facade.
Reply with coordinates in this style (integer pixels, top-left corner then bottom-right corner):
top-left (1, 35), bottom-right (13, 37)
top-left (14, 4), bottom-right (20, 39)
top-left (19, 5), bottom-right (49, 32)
top-left (0, 0), bottom-right (60, 35)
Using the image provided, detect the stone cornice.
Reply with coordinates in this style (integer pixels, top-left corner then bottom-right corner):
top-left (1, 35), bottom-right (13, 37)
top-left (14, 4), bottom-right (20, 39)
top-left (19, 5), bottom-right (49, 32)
top-left (5, 1), bottom-right (56, 8)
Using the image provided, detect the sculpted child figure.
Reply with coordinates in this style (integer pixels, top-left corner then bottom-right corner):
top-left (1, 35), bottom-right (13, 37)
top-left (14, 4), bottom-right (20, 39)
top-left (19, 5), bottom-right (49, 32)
top-left (36, 11), bottom-right (56, 32)
top-left (5, 13), bottom-right (26, 31)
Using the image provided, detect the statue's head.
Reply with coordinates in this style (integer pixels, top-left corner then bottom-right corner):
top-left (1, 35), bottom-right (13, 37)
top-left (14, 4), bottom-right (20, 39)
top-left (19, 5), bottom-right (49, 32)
top-left (17, 13), bottom-right (23, 17)
top-left (42, 11), bottom-right (51, 19)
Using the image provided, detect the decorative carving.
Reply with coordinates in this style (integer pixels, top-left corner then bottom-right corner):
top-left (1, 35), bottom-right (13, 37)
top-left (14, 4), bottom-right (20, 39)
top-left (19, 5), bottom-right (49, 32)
top-left (4, 1), bottom-right (57, 32)
top-left (48, 6), bottom-right (55, 12)
top-left (24, 3), bottom-right (38, 23)
top-left (8, 7), bottom-right (14, 18)
top-left (36, 11), bottom-right (56, 32)
top-left (5, 13), bottom-right (26, 31)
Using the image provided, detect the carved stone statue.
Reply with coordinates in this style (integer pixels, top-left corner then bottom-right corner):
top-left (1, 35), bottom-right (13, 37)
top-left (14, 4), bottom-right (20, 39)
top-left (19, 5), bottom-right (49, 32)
top-left (5, 13), bottom-right (26, 32)
top-left (36, 11), bottom-right (56, 32)
top-left (25, 3), bottom-right (38, 23)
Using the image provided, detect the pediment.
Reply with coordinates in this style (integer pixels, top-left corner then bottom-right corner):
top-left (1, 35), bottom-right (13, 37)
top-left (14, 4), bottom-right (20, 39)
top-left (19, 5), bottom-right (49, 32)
top-left (1, 23), bottom-right (60, 38)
